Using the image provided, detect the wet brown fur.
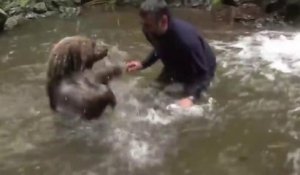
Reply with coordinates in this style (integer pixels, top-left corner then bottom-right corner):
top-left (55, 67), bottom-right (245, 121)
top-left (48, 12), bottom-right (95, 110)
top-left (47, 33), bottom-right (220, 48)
top-left (52, 67), bottom-right (122, 120)
top-left (46, 36), bottom-right (123, 119)
top-left (46, 35), bottom-right (108, 82)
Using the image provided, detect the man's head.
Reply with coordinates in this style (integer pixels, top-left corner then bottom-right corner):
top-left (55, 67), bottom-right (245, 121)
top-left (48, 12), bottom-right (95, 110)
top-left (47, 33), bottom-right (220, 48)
top-left (139, 0), bottom-right (171, 35)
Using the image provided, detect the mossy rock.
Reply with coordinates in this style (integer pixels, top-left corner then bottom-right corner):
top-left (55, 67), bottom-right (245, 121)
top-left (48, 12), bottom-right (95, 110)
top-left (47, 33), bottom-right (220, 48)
top-left (33, 2), bottom-right (48, 13)
top-left (5, 14), bottom-right (26, 30)
top-left (0, 8), bottom-right (7, 31)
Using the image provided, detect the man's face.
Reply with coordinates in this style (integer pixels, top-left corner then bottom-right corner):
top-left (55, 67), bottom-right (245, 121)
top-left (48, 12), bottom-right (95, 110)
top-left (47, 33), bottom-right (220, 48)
top-left (140, 13), bottom-right (167, 35)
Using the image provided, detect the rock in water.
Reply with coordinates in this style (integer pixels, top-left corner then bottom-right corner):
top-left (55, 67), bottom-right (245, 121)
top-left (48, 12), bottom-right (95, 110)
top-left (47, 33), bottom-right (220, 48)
top-left (25, 12), bottom-right (39, 19)
top-left (52, 0), bottom-right (75, 7)
top-left (59, 6), bottom-right (81, 17)
top-left (4, 2), bottom-right (23, 16)
top-left (0, 9), bottom-right (8, 31)
top-left (33, 2), bottom-right (48, 14)
top-left (5, 15), bottom-right (26, 30)
top-left (74, 0), bottom-right (82, 5)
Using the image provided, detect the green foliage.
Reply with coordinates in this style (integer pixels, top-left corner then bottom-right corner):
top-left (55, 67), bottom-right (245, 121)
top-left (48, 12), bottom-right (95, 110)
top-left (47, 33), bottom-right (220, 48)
top-left (211, 0), bottom-right (222, 7)
top-left (0, 0), bottom-right (33, 10)
top-left (19, 0), bottom-right (32, 7)
top-left (0, 1), bottom-right (7, 9)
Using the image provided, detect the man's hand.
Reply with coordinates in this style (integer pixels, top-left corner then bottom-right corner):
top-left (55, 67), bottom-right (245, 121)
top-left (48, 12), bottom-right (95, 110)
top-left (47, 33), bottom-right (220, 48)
top-left (177, 97), bottom-right (194, 108)
top-left (126, 60), bottom-right (143, 72)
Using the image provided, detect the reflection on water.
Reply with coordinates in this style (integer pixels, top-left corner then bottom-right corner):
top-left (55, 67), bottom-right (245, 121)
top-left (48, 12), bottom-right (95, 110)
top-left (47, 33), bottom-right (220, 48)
top-left (0, 6), bottom-right (300, 175)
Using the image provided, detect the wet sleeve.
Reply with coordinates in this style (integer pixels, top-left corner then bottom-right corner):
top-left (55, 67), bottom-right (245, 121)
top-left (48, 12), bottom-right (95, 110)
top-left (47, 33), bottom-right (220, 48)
top-left (141, 50), bottom-right (159, 69)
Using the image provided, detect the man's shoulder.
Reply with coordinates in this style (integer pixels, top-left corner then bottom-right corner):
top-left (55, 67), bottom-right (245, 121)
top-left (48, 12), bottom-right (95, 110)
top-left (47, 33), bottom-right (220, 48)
top-left (171, 18), bottom-right (203, 47)
top-left (173, 18), bottom-right (194, 28)
top-left (172, 18), bottom-right (199, 35)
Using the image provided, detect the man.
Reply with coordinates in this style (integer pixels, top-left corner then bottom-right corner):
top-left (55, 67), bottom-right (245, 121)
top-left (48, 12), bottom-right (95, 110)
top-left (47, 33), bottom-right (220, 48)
top-left (126, 0), bottom-right (217, 108)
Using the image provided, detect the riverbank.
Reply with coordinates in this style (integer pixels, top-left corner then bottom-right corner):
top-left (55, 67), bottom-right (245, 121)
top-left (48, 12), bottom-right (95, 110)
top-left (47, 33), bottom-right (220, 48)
top-left (0, 0), bottom-right (84, 31)
top-left (0, 0), bottom-right (299, 33)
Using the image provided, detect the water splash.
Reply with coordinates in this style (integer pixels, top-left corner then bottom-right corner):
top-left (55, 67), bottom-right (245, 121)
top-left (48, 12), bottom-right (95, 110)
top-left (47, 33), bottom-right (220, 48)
top-left (97, 44), bottom-right (217, 169)
top-left (212, 31), bottom-right (300, 74)
top-left (141, 108), bottom-right (171, 125)
top-left (287, 148), bottom-right (300, 175)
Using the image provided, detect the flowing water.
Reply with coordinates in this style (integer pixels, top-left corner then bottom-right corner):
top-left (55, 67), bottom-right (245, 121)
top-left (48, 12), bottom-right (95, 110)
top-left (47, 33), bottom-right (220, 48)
top-left (0, 6), bottom-right (300, 175)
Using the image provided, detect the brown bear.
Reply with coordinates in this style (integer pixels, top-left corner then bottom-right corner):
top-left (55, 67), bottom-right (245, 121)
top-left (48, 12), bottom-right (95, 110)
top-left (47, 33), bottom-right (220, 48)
top-left (51, 66), bottom-right (122, 120)
top-left (47, 35), bottom-right (108, 81)
top-left (46, 35), bottom-right (122, 120)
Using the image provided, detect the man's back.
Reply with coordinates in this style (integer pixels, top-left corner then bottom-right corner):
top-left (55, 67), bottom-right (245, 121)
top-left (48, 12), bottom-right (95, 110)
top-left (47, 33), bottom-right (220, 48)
top-left (144, 17), bottom-right (217, 82)
top-left (172, 18), bottom-right (216, 75)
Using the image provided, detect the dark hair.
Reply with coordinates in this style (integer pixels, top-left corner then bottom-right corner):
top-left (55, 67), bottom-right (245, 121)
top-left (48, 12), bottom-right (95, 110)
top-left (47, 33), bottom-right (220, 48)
top-left (139, 0), bottom-right (171, 21)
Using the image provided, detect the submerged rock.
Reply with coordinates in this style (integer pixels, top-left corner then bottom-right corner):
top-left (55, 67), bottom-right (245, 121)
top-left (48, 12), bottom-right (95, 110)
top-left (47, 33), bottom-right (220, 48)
top-left (44, 11), bottom-right (58, 17)
top-left (27, 11), bottom-right (57, 19)
top-left (52, 0), bottom-right (76, 8)
top-left (59, 6), bottom-right (81, 17)
top-left (0, 8), bottom-right (7, 31)
top-left (5, 15), bottom-right (26, 30)
top-left (234, 3), bottom-right (264, 22)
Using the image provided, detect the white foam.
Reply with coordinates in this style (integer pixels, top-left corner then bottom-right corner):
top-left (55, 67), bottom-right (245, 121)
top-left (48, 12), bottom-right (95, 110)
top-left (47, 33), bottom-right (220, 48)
top-left (94, 45), bottom-right (217, 169)
top-left (142, 108), bottom-right (171, 125)
top-left (260, 72), bottom-right (275, 81)
top-left (166, 97), bottom-right (215, 118)
top-left (166, 103), bottom-right (204, 117)
top-left (107, 126), bottom-right (163, 168)
top-left (128, 139), bottom-right (156, 166)
top-left (287, 148), bottom-right (300, 175)
top-left (225, 31), bottom-right (300, 74)
top-left (106, 95), bottom-right (215, 169)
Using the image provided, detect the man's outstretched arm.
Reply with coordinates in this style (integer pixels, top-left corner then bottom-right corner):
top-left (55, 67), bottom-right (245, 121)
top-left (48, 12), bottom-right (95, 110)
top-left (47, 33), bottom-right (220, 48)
top-left (141, 50), bottom-right (159, 69)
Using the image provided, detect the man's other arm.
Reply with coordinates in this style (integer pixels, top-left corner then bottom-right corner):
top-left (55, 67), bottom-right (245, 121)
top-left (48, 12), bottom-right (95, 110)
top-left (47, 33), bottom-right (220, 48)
top-left (141, 50), bottom-right (159, 69)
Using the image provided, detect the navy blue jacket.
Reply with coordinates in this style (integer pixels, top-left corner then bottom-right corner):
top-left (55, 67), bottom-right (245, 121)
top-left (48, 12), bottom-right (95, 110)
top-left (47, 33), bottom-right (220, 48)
top-left (141, 18), bottom-right (217, 99)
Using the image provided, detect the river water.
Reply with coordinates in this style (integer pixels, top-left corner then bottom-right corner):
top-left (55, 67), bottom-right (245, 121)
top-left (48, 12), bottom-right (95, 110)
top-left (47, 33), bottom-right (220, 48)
top-left (0, 6), bottom-right (300, 175)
